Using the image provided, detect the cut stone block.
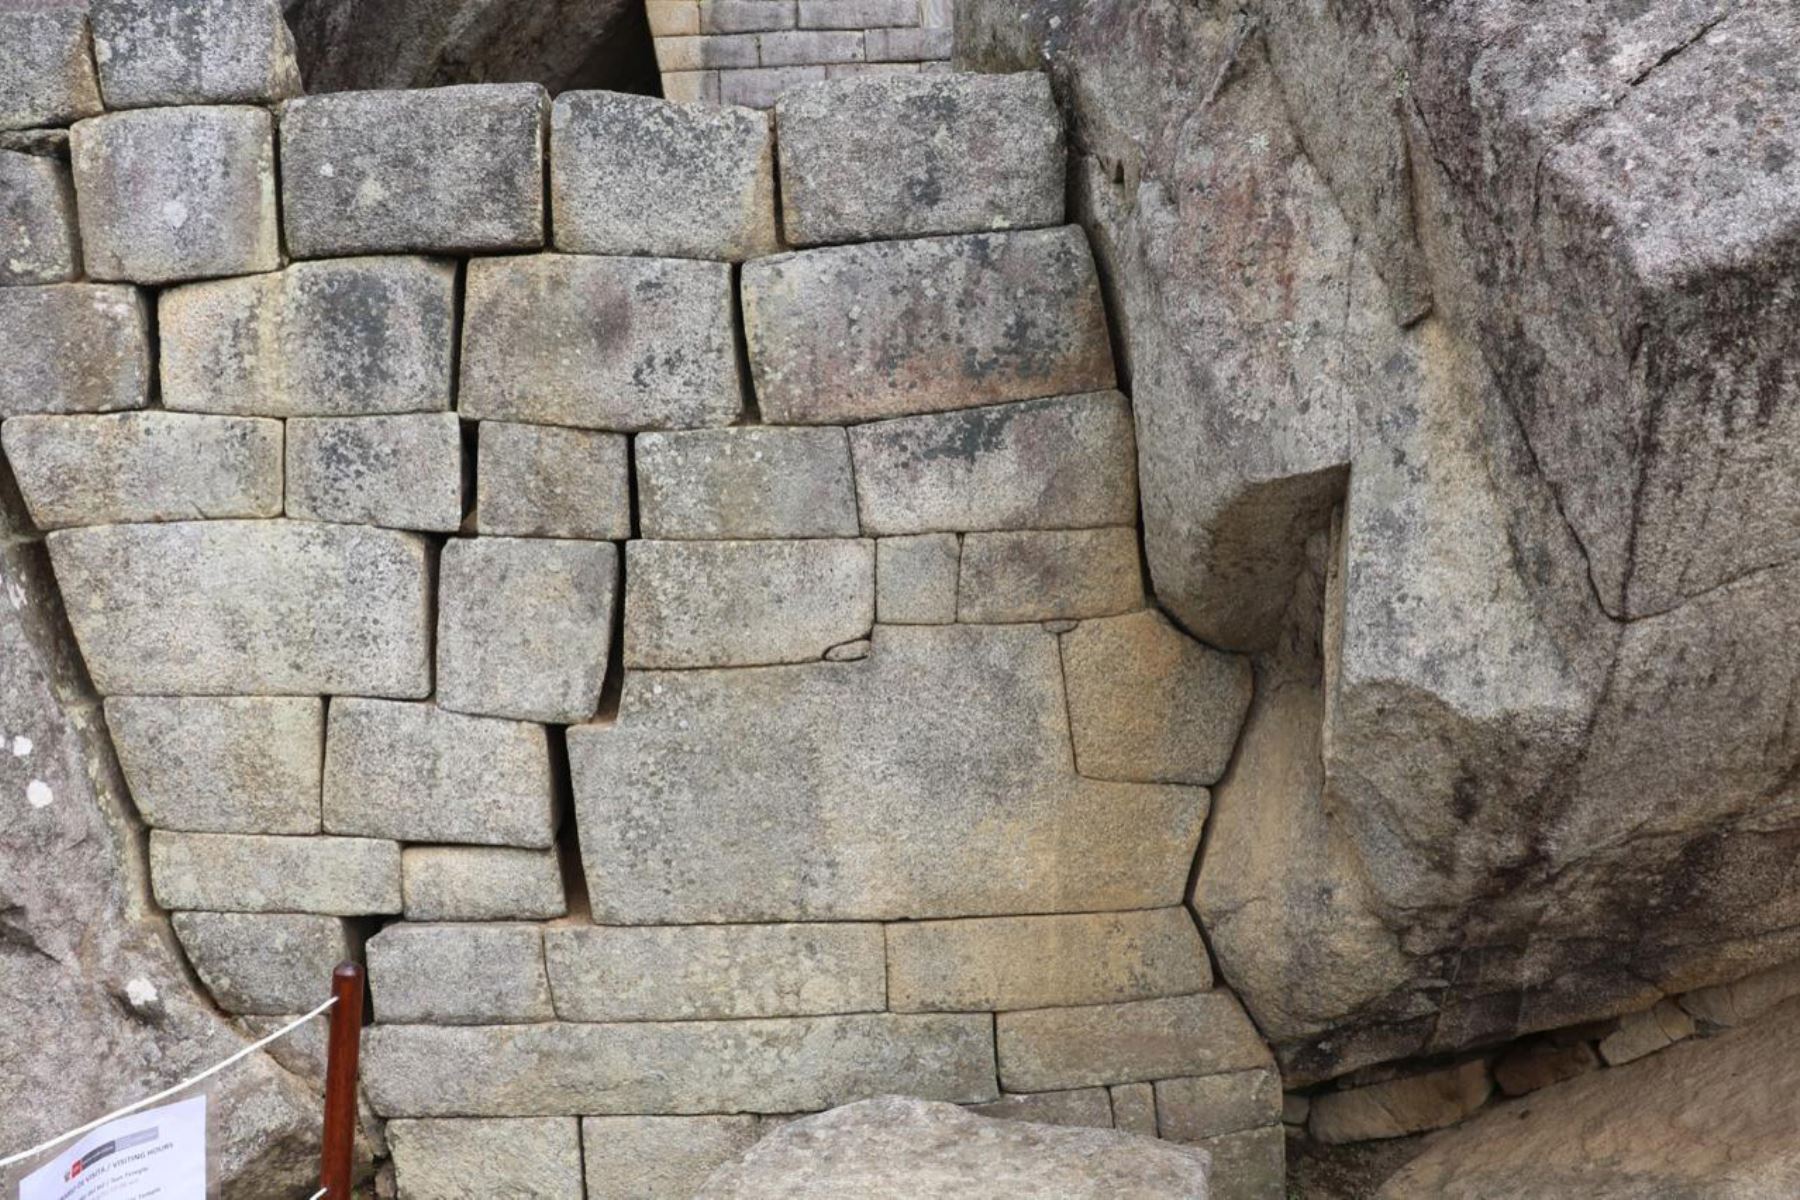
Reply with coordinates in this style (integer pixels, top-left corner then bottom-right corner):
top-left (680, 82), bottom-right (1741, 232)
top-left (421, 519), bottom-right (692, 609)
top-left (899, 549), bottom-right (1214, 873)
top-left (437, 538), bottom-right (619, 724)
top-left (0, 284), bottom-right (149, 417)
top-left (150, 832), bottom-right (401, 916)
top-left (624, 538), bottom-right (873, 668)
top-left (958, 527), bottom-right (1144, 622)
top-left (388, 1119), bottom-right (582, 1200)
top-left (551, 91), bottom-right (778, 261)
top-left (742, 226), bottom-right (1114, 423)
top-left (323, 699), bottom-right (556, 849)
top-left (1308, 1060), bottom-right (1492, 1144)
top-left (0, 9), bottom-right (102, 131)
top-left (635, 427), bottom-right (858, 539)
top-left (106, 696), bottom-right (324, 835)
top-left (172, 912), bottom-right (353, 1016)
top-left (1185, 1125), bottom-right (1285, 1200)
top-left (280, 84), bottom-right (547, 257)
top-left (401, 846), bottom-right (567, 922)
top-left (656, 33), bottom-right (762, 70)
top-left (0, 150), bottom-right (78, 284)
top-left (798, 1), bottom-right (920, 28)
top-left (362, 1014), bottom-right (997, 1116)
top-left (847, 393), bottom-right (1139, 534)
top-left (876, 533), bottom-right (958, 624)
top-left (759, 30), bottom-right (865, 66)
top-left (460, 253), bottom-right (741, 431)
top-left (863, 24), bottom-right (953, 61)
top-left (1110, 1083), bottom-right (1157, 1137)
top-left (697, 1), bottom-right (794, 33)
top-left (89, 0), bottom-right (301, 108)
top-left (1154, 1071), bottom-right (1283, 1143)
top-left (158, 256), bottom-right (458, 417)
top-left (582, 1116), bottom-right (759, 1200)
top-left (1599, 999), bottom-right (1696, 1066)
top-left (544, 923), bottom-right (885, 1021)
top-left (970, 1088), bottom-right (1113, 1129)
top-left (886, 908), bottom-right (1210, 1012)
top-left (286, 413), bottom-right (464, 532)
top-left (777, 72), bottom-right (1062, 246)
top-left (49, 520), bottom-right (432, 697)
top-left (368, 923), bottom-right (553, 1024)
top-left (647, 1), bottom-right (702, 36)
top-left (720, 65), bottom-right (826, 110)
top-left (2, 412), bottom-right (282, 530)
top-left (475, 422), bottom-right (630, 540)
top-left (70, 106), bottom-right (279, 284)
top-left (996, 992), bottom-right (1273, 1092)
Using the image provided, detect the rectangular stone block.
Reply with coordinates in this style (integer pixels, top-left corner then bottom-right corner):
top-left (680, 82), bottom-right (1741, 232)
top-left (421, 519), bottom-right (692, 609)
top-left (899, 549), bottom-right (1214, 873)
top-left (847, 392), bottom-right (1139, 535)
top-left (0, 284), bottom-right (149, 417)
top-left (647, 1), bottom-right (701, 36)
top-left (158, 257), bottom-right (458, 417)
top-left (662, 69), bottom-right (721, 103)
top-left (1186, 1126), bottom-right (1285, 1200)
top-left (825, 61), bottom-right (921, 80)
top-left (389, 1119), bottom-right (583, 1200)
top-left (582, 1116), bottom-right (759, 1200)
top-left (286, 413), bottom-right (464, 532)
top-left (402, 846), bottom-right (567, 922)
top-left (89, 0), bottom-right (300, 108)
top-left (996, 993), bottom-right (1274, 1092)
top-left (172, 912), bottom-right (352, 1015)
top-left (656, 33), bottom-right (761, 71)
top-left (461, 254), bottom-right (742, 431)
top-left (758, 30), bottom-right (865, 66)
top-left (1154, 1070), bottom-right (1283, 1143)
top-left (437, 538), bottom-right (619, 724)
top-left (544, 923), bottom-right (885, 1021)
top-left (2, 412), bottom-right (282, 530)
top-left (323, 698), bottom-right (556, 848)
top-left (719, 65), bottom-right (825, 109)
top-left (970, 1088), bottom-right (1114, 1129)
top-left (106, 696), bottom-right (323, 835)
top-left (1111, 1082), bottom-right (1157, 1137)
top-left (876, 533), bottom-right (959, 624)
top-left (280, 84), bottom-right (547, 257)
top-left (0, 9), bottom-right (102, 131)
top-left (624, 538), bottom-right (873, 667)
top-left (798, 0), bottom-right (920, 28)
top-left (958, 527), bottom-right (1145, 622)
top-left (368, 923), bottom-right (553, 1024)
top-left (363, 1013), bottom-right (998, 1116)
top-left (865, 24), bottom-right (953, 61)
top-left (887, 908), bottom-right (1211, 1013)
top-left (475, 422), bottom-right (630, 540)
top-left (636, 427), bottom-right (858, 539)
top-left (150, 831), bottom-right (401, 916)
top-left (699, 1), bottom-right (796, 33)
top-left (743, 227), bottom-right (1115, 424)
top-left (0, 149), bottom-right (78, 284)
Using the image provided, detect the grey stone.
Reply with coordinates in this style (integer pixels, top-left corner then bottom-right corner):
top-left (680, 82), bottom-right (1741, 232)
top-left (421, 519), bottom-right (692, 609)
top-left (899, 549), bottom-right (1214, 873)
top-left (777, 72), bottom-right (1062, 245)
top-left (636, 426), bottom-right (858, 539)
top-left (0, 284), bottom-right (149, 417)
top-left (0, 9), bottom-right (102, 131)
top-left (69, 106), bottom-right (279, 285)
top-left (460, 253), bottom-right (741, 431)
top-left (743, 227), bottom-right (1115, 424)
top-left (172, 912), bottom-right (353, 1016)
top-left (1110, 1083), bottom-right (1156, 1137)
top-left (105, 696), bottom-right (323, 835)
top-left (401, 846), bottom-right (567, 923)
top-left (2, 412), bottom-right (282, 530)
top-left (368, 923), bottom-right (553, 1024)
top-left (322, 698), bottom-right (555, 849)
top-left (720, 65), bottom-right (826, 110)
top-left (759, 30), bottom-right (865, 66)
top-left (286, 413), bottom-right (464, 533)
top-left (798, 1), bottom-right (918, 28)
top-left (1154, 1071), bottom-right (1282, 1143)
top-left (1185, 1126), bottom-right (1283, 1200)
top-left (697, 2), bottom-right (794, 34)
top-left (388, 1118), bottom-right (582, 1200)
top-left (582, 1116), bottom-right (760, 1200)
top-left (49, 520), bottom-right (432, 697)
top-left (0, 129), bottom-right (69, 158)
top-left (656, 33), bottom-right (762, 70)
top-left (996, 992), bottom-right (1272, 1092)
top-left (158, 256), bottom-right (458, 417)
top-left (824, 638), bottom-right (869, 661)
top-left (149, 832), bottom-right (401, 916)
top-left (437, 538), bottom-right (619, 724)
top-left (864, 24), bottom-right (951, 60)
top-left (0, 149), bottom-right (77, 284)
top-left (1680, 959), bottom-right (1800, 1030)
top-left (875, 533), bottom-right (958, 623)
top-left (89, 0), bottom-right (301, 108)
top-left (1309, 1060), bottom-right (1492, 1144)
top-left (847, 393), bottom-right (1138, 535)
top-left (957, 527), bottom-right (1143, 622)
top-left (475, 422), bottom-right (631, 540)
top-left (280, 84), bottom-right (547, 257)
top-left (970, 1088), bottom-right (1113, 1129)
top-left (1598, 1000), bottom-right (1695, 1067)
top-left (544, 923), bottom-right (885, 1021)
top-left (624, 538), bottom-right (873, 668)
top-left (551, 91), bottom-right (778, 261)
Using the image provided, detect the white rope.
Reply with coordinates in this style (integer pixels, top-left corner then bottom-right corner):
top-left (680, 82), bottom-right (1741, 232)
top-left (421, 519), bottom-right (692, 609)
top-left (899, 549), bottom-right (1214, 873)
top-left (308, 1190), bottom-right (328, 1199)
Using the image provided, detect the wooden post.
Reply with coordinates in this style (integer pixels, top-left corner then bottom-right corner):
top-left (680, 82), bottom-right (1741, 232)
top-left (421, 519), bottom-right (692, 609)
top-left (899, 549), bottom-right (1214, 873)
top-left (319, 961), bottom-right (364, 1199)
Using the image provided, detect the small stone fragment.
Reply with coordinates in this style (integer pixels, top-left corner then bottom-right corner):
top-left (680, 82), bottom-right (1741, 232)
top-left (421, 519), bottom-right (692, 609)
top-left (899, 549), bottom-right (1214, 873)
top-left (636, 426), bottom-right (859, 539)
top-left (172, 912), bottom-right (352, 1016)
top-left (583, 1116), bottom-right (760, 1200)
top-left (1492, 1037), bottom-right (1600, 1097)
top-left (388, 1119), bottom-right (582, 1200)
top-left (996, 992), bottom-right (1272, 1092)
top-left (286, 413), bottom-right (464, 533)
top-left (0, 9), bottom-right (102, 132)
top-left (1598, 999), bottom-right (1696, 1066)
top-left (401, 846), bottom-right (566, 922)
top-left (475, 422), bottom-right (630, 540)
top-left (876, 533), bottom-right (959, 624)
top-left (958, 527), bottom-right (1144, 622)
top-left (970, 1088), bottom-right (1113, 1129)
top-left (1110, 1083), bottom-right (1157, 1137)
top-left (0, 284), bottom-right (149, 417)
top-left (0, 149), bottom-right (78, 284)
top-left (150, 832), bottom-right (401, 916)
top-left (1154, 1070), bottom-right (1283, 1143)
top-left (824, 638), bottom-right (870, 662)
top-left (367, 923), bottom-right (553, 1024)
top-left (1308, 1059), bottom-right (1493, 1144)
top-left (89, 0), bottom-right (301, 108)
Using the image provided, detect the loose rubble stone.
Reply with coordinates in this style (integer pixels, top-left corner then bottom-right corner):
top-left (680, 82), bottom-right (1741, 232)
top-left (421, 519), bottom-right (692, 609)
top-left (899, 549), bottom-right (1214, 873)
top-left (286, 413), bottom-right (464, 532)
top-left (582, 1116), bottom-right (760, 1200)
top-left (1680, 959), bottom-right (1800, 1029)
top-left (150, 832), bottom-right (401, 916)
top-left (876, 533), bottom-right (959, 623)
top-left (551, 91), bottom-right (778, 260)
top-left (1492, 1038), bottom-right (1600, 1097)
top-left (69, 106), bottom-right (279, 285)
top-left (997, 992), bottom-right (1272, 1093)
top-left (106, 696), bottom-right (324, 835)
top-left (388, 1118), bottom-right (582, 1200)
top-left (0, 9), bottom-right (102, 131)
top-left (1309, 1060), bottom-right (1493, 1144)
top-left (636, 427), bottom-right (859, 539)
top-left (322, 699), bottom-right (556, 848)
top-left (401, 846), bottom-right (566, 923)
top-left (1186, 1126), bottom-right (1284, 1200)
top-left (460, 254), bottom-right (742, 431)
top-left (0, 284), bottom-right (149, 417)
top-left (280, 84), bottom-right (547, 256)
top-left (1110, 1083), bottom-right (1157, 1137)
top-left (742, 227), bottom-right (1116, 423)
top-left (49, 520), bottom-right (432, 697)
top-left (1283, 1094), bottom-right (1311, 1126)
top-left (958, 528), bottom-right (1144, 622)
top-left (544, 923), bottom-right (885, 1021)
top-left (437, 538), bottom-right (619, 724)
top-left (2, 413), bottom-right (282, 530)
top-left (1154, 1071), bottom-right (1282, 1143)
top-left (0, 150), bottom-right (78, 284)
top-left (475, 422), bottom-right (630, 540)
top-left (158, 257), bottom-right (458, 417)
top-left (624, 538), bottom-right (874, 668)
top-left (368, 923), bottom-right (553, 1024)
top-left (777, 72), bottom-right (1063, 245)
top-left (172, 912), bottom-right (353, 1016)
top-left (1599, 999), bottom-right (1696, 1066)
top-left (89, 0), bottom-right (301, 108)
top-left (970, 1088), bottom-right (1113, 1129)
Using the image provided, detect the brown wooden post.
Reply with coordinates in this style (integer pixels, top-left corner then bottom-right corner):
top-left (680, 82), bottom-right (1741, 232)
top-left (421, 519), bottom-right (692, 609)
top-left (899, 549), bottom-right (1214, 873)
top-left (319, 961), bottom-right (364, 1198)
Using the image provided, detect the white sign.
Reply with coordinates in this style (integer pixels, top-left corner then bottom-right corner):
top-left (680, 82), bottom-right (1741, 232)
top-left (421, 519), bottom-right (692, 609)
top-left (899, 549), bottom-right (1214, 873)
top-left (18, 1096), bottom-right (206, 1200)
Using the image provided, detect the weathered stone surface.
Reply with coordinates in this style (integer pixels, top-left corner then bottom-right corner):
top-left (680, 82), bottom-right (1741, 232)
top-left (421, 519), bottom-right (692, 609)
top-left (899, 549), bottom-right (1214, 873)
top-left (0, 9), bottom-right (102, 131)
top-left (887, 908), bottom-right (1209, 1012)
top-left (970, 1088), bottom-right (1113, 1129)
top-left (401, 846), bottom-right (566, 923)
top-left (323, 699), bottom-right (555, 848)
top-left (1680, 959), bottom-right (1800, 1030)
top-left (1309, 1060), bottom-right (1492, 1144)
top-left (49, 520), bottom-right (432, 697)
top-left (69, 106), bottom-right (279, 285)
top-left (368, 923), bottom-right (552, 1024)
top-left (551, 91), bottom-right (777, 261)
top-left (106, 696), bottom-right (323, 835)
top-left (0, 284), bottom-right (149, 417)
top-left (89, 0), bottom-right (301, 108)
top-left (875, 533), bottom-right (958, 623)
top-left (624, 538), bottom-right (873, 668)
top-left (0, 149), bottom-right (77, 284)
top-left (847, 393), bottom-right (1138, 534)
top-left (286, 413), bottom-right (464, 532)
top-left (583, 1116), bottom-right (760, 1200)
top-left (1110, 1083), bottom-right (1156, 1137)
top-left (363, 1014), bottom-right (997, 1116)
top-left (1185, 1126), bottom-right (1283, 1200)
top-left (172, 912), bottom-right (352, 1016)
top-left (159, 256), bottom-right (458, 417)
top-left (460, 253), bottom-right (741, 431)
top-left (2, 412), bottom-right (282, 530)
top-left (388, 1118), bottom-right (582, 1200)
top-left (957, 527), bottom-right (1143, 622)
top-left (475, 422), bottom-right (630, 540)
top-left (776, 72), bottom-right (1062, 245)
top-left (280, 84), bottom-right (547, 257)
top-left (1492, 1037), bottom-right (1600, 1097)
top-left (742, 227), bottom-right (1115, 423)
top-left (997, 992), bottom-right (1271, 1092)
top-left (150, 832), bottom-right (401, 916)
top-left (1598, 999), bottom-right (1695, 1067)
top-left (637, 427), bottom-right (859, 540)
top-left (437, 538), bottom-right (619, 724)
top-left (1154, 1071), bottom-right (1282, 1144)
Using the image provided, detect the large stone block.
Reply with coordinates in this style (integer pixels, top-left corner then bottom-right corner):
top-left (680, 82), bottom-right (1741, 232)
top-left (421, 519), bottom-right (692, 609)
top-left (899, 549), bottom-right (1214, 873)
top-left (158, 257), bottom-right (458, 417)
top-left (172, 912), bottom-right (353, 1016)
top-left (1154, 1070), bottom-right (1282, 1143)
top-left (69, 106), bottom-right (279, 284)
top-left (475, 422), bottom-right (630, 540)
top-left (875, 533), bottom-right (958, 624)
top-left (460, 254), bottom-right (742, 431)
top-left (388, 1119), bottom-right (582, 1200)
top-left (0, 150), bottom-right (78, 284)
top-left (0, 9), bottom-right (102, 131)
top-left (401, 846), bottom-right (567, 922)
top-left (957, 527), bottom-right (1144, 622)
top-left (47, 520), bottom-right (432, 697)
top-left (624, 538), bottom-right (873, 668)
top-left (742, 227), bottom-right (1114, 423)
top-left (0, 284), bottom-right (149, 417)
top-left (582, 1116), bottom-right (760, 1200)
top-left (280, 84), bottom-right (547, 257)
top-left (286, 413), bottom-right (464, 532)
top-left (777, 72), bottom-right (1062, 245)
top-left (150, 832), bottom-right (401, 916)
top-left (89, 0), bottom-right (301, 108)
top-left (635, 427), bottom-right (858, 539)
top-left (996, 992), bottom-right (1273, 1092)
top-left (367, 923), bottom-right (553, 1024)
top-left (322, 698), bottom-right (555, 848)
top-left (970, 1088), bottom-right (1114, 1129)
top-left (551, 91), bottom-right (778, 261)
